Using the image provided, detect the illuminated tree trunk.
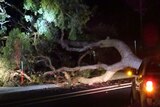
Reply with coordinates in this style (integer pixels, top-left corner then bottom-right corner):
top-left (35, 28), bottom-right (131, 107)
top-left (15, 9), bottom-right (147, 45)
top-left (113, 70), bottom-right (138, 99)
top-left (44, 39), bottom-right (142, 85)
top-left (13, 38), bottom-right (22, 69)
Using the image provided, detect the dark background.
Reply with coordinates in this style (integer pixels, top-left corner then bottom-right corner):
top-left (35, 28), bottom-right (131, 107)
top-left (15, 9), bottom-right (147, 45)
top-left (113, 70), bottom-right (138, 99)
top-left (86, 0), bottom-right (160, 57)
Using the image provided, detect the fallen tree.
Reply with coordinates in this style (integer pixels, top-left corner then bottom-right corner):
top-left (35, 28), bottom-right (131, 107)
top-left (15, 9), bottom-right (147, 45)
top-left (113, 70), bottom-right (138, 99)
top-left (43, 38), bottom-right (142, 85)
top-left (0, 0), bottom-right (142, 87)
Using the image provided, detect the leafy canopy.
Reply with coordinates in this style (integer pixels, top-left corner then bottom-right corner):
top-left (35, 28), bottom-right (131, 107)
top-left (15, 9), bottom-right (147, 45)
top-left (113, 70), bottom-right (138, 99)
top-left (23, 0), bottom-right (91, 40)
top-left (1, 0), bottom-right (91, 69)
top-left (2, 28), bottom-right (31, 67)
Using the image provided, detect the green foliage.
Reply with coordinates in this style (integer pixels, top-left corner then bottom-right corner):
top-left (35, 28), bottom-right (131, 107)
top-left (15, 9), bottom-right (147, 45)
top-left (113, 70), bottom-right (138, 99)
top-left (23, 0), bottom-right (91, 40)
top-left (1, 0), bottom-right (91, 74)
top-left (40, 0), bottom-right (60, 24)
top-left (80, 69), bottom-right (91, 78)
top-left (2, 28), bottom-right (31, 67)
top-left (23, 0), bottom-right (39, 12)
top-left (79, 69), bottom-right (106, 78)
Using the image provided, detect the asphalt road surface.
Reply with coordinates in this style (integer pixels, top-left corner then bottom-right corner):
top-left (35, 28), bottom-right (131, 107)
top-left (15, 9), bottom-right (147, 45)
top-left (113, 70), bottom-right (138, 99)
top-left (0, 71), bottom-right (133, 107)
top-left (0, 83), bottom-right (131, 107)
top-left (40, 87), bottom-right (131, 107)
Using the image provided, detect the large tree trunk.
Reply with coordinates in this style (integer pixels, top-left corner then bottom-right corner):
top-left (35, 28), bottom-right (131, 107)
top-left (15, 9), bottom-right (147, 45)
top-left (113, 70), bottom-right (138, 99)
top-left (44, 39), bottom-right (142, 85)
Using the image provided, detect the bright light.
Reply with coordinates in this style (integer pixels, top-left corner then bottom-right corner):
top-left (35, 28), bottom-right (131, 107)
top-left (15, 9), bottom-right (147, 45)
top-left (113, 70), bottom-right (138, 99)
top-left (127, 70), bottom-right (132, 76)
top-left (139, 75), bottom-right (142, 78)
top-left (146, 81), bottom-right (153, 92)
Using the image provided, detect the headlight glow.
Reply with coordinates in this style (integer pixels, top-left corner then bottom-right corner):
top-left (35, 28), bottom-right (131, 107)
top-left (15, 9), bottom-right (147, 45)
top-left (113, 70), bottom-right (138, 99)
top-left (127, 70), bottom-right (133, 76)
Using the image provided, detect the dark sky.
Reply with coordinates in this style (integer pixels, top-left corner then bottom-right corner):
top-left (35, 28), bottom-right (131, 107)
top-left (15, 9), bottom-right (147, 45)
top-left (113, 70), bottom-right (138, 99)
top-left (86, 0), bottom-right (141, 41)
top-left (85, 0), bottom-right (160, 48)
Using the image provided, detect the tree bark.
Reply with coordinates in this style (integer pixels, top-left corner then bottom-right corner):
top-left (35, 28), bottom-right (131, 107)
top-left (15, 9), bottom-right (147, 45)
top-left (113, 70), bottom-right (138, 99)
top-left (45, 39), bottom-right (142, 85)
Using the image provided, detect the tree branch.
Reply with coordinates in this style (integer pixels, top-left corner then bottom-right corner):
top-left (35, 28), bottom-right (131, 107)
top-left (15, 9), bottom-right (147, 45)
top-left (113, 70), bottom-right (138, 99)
top-left (36, 55), bottom-right (56, 71)
top-left (44, 39), bottom-right (142, 85)
top-left (4, 1), bottom-right (25, 16)
top-left (78, 50), bottom-right (93, 66)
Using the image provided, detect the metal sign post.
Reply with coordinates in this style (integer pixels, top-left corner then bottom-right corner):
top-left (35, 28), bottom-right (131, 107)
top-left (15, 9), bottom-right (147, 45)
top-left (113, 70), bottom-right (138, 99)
top-left (20, 61), bottom-right (24, 85)
top-left (134, 40), bottom-right (137, 54)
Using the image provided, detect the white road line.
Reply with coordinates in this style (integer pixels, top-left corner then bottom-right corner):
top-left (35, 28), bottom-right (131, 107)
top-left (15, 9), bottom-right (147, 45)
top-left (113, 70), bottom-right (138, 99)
top-left (2, 83), bottom-right (132, 106)
top-left (36, 84), bottom-right (132, 102)
top-left (45, 82), bottom-right (132, 98)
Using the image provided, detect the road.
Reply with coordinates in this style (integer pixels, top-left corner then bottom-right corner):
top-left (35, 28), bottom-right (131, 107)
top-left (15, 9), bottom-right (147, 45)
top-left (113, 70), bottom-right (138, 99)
top-left (40, 86), bottom-right (131, 107)
top-left (0, 71), bottom-right (133, 107)
top-left (0, 82), bottom-right (132, 107)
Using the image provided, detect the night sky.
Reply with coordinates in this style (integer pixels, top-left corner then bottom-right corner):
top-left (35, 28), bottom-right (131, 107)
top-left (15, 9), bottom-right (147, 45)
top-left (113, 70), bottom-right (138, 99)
top-left (86, 0), bottom-right (141, 44)
top-left (86, 0), bottom-right (160, 52)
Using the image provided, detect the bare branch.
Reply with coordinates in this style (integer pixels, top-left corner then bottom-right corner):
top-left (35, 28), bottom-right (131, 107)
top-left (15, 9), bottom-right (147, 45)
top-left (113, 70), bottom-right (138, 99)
top-left (4, 1), bottom-right (25, 16)
top-left (78, 50), bottom-right (93, 66)
top-left (59, 40), bottom-right (99, 52)
top-left (36, 55), bottom-right (56, 71)
top-left (16, 70), bottom-right (32, 82)
top-left (10, 70), bottom-right (32, 82)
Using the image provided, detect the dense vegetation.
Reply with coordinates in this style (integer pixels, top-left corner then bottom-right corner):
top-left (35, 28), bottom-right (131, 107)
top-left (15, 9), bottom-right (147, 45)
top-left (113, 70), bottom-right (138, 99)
top-left (0, 0), bottom-right (91, 86)
top-left (0, 0), bottom-right (141, 87)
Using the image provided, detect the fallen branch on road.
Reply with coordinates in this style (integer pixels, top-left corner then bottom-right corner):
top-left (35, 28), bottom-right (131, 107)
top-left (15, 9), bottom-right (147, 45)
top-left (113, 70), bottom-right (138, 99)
top-left (43, 39), bottom-right (142, 86)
